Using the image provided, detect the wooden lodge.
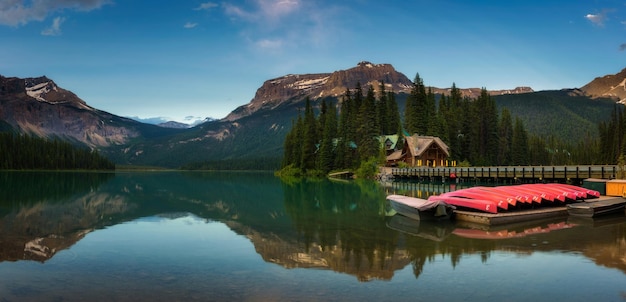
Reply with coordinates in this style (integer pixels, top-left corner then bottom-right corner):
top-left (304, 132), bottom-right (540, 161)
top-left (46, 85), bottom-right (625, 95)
top-left (386, 134), bottom-right (449, 167)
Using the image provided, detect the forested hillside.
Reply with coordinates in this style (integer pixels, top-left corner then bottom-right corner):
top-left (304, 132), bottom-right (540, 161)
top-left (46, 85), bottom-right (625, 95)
top-left (493, 90), bottom-right (616, 144)
top-left (277, 74), bottom-right (620, 176)
top-left (0, 132), bottom-right (114, 170)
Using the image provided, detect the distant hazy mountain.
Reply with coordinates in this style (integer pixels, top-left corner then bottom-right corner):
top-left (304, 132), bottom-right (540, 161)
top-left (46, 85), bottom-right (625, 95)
top-left (127, 116), bottom-right (215, 128)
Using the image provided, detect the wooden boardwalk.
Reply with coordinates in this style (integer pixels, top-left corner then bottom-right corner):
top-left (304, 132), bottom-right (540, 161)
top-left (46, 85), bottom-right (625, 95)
top-left (387, 165), bottom-right (619, 183)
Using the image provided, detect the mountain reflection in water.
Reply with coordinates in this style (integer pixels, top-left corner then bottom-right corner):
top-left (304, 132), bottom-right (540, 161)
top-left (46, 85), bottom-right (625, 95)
top-left (0, 172), bottom-right (625, 301)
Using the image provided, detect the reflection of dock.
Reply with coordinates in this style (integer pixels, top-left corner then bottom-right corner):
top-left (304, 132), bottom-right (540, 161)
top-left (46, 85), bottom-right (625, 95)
top-left (453, 218), bottom-right (576, 240)
top-left (386, 215), bottom-right (454, 242)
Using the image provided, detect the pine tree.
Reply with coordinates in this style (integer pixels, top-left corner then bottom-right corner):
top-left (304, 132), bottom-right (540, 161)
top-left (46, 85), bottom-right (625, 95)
top-left (497, 108), bottom-right (513, 165)
top-left (282, 119), bottom-right (297, 167)
top-left (377, 81), bottom-right (389, 135)
top-left (387, 91), bottom-right (403, 142)
top-left (405, 73), bottom-right (427, 134)
top-left (336, 88), bottom-right (353, 169)
top-left (318, 100), bottom-right (337, 173)
top-left (425, 86), bottom-right (437, 135)
top-left (300, 97), bottom-right (318, 170)
top-left (356, 85), bottom-right (380, 161)
top-left (470, 88), bottom-right (499, 165)
top-left (511, 117), bottom-right (529, 165)
top-left (442, 83), bottom-right (464, 161)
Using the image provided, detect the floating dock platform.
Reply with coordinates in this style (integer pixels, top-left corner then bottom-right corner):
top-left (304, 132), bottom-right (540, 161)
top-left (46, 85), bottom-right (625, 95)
top-left (454, 196), bottom-right (626, 225)
top-left (454, 207), bottom-right (569, 226)
top-left (566, 197), bottom-right (626, 218)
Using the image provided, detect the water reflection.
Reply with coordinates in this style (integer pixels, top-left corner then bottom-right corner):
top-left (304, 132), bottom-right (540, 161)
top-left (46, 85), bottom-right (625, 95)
top-left (1, 172), bottom-right (625, 285)
top-left (281, 178), bottom-right (402, 281)
top-left (0, 172), bottom-right (121, 262)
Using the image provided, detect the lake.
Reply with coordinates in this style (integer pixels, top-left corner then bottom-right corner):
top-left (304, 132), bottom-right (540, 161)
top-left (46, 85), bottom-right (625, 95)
top-left (0, 171), bottom-right (625, 302)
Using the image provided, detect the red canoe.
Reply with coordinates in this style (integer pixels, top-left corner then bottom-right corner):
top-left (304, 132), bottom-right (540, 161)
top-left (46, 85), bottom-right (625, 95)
top-left (547, 183), bottom-right (599, 199)
top-left (478, 186), bottom-right (532, 204)
top-left (439, 189), bottom-right (509, 210)
top-left (429, 195), bottom-right (498, 214)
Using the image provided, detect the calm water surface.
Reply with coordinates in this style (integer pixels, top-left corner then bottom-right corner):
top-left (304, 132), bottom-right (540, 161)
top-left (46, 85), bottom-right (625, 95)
top-left (0, 171), bottom-right (625, 301)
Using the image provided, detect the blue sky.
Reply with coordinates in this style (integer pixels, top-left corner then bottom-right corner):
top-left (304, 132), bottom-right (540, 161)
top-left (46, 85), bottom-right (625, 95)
top-left (1, 1), bottom-right (625, 123)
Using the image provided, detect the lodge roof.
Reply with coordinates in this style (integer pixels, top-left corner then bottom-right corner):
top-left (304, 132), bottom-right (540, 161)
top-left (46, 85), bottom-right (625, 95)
top-left (405, 135), bottom-right (450, 157)
top-left (380, 134), bottom-right (399, 150)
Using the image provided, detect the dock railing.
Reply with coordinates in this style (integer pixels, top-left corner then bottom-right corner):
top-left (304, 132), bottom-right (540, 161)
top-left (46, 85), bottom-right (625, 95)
top-left (389, 165), bottom-right (619, 182)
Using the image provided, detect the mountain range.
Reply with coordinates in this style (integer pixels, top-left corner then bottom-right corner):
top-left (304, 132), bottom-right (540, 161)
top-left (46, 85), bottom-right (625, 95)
top-left (1, 62), bottom-right (624, 168)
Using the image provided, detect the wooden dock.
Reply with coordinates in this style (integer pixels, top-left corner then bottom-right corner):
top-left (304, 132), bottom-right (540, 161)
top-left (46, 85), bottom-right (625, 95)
top-left (566, 197), bottom-right (626, 218)
top-left (388, 165), bottom-right (618, 183)
top-left (453, 197), bottom-right (626, 225)
top-left (328, 171), bottom-right (354, 179)
top-left (454, 207), bottom-right (569, 226)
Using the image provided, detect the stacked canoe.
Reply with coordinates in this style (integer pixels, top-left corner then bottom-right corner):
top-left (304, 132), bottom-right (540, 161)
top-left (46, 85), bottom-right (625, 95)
top-left (428, 183), bottom-right (600, 214)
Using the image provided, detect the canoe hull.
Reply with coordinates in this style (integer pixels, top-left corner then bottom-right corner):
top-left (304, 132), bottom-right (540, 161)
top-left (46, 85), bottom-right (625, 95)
top-left (387, 195), bottom-right (454, 220)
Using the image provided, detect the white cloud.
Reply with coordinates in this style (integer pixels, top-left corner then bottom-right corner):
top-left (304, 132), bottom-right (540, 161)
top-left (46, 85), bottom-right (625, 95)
top-left (256, 38), bottom-right (283, 51)
top-left (41, 16), bottom-right (65, 35)
top-left (585, 13), bottom-right (605, 26)
top-left (585, 9), bottom-right (616, 27)
top-left (258, 0), bottom-right (300, 19)
top-left (223, 0), bottom-right (300, 23)
top-left (194, 2), bottom-right (218, 11)
top-left (184, 22), bottom-right (198, 29)
top-left (0, 0), bottom-right (111, 26)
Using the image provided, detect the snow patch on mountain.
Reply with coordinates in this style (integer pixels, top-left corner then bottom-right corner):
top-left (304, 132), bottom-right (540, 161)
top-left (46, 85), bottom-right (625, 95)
top-left (288, 76), bottom-right (329, 91)
top-left (26, 81), bottom-right (54, 102)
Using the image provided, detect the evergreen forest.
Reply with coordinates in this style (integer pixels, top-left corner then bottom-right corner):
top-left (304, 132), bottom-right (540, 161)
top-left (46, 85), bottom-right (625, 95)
top-left (0, 132), bottom-right (115, 170)
top-left (279, 73), bottom-right (620, 177)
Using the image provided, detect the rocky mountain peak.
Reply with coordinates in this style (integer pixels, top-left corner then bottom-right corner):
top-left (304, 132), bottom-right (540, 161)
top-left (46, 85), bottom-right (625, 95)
top-left (24, 76), bottom-right (89, 108)
top-left (224, 62), bottom-right (413, 121)
top-left (0, 74), bottom-right (141, 147)
top-left (580, 67), bottom-right (626, 103)
top-left (0, 75), bottom-right (27, 96)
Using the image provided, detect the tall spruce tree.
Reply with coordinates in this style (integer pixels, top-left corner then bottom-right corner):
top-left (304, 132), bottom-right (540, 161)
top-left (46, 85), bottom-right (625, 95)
top-left (497, 108), bottom-right (513, 165)
top-left (425, 86), bottom-right (437, 135)
top-left (318, 100), bottom-right (337, 173)
top-left (511, 117), bottom-right (529, 165)
top-left (377, 81), bottom-right (389, 135)
top-left (300, 97), bottom-right (318, 170)
top-left (442, 83), bottom-right (464, 161)
top-left (470, 88), bottom-right (499, 165)
top-left (386, 90), bottom-right (403, 145)
top-left (336, 88), bottom-right (354, 169)
top-left (356, 85), bottom-right (381, 161)
top-left (404, 73), bottom-right (425, 134)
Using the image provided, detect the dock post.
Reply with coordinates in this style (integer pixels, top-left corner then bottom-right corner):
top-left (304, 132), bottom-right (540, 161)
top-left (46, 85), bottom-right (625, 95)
top-left (602, 166), bottom-right (605, 179)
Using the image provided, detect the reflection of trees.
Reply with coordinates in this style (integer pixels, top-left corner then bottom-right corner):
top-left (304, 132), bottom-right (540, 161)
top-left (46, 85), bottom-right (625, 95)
top-left (282, 178), bottom-right (407, 281)
top-left (0, 172), bottom-right (114, 206)
top-left (0, 172), bottom-right (119, 262)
